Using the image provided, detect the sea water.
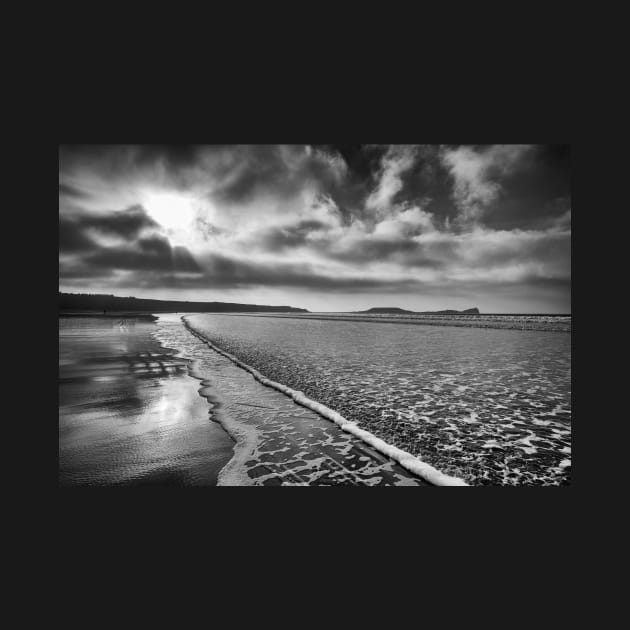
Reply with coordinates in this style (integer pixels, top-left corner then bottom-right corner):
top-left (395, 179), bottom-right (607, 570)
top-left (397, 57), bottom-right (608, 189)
top-left (184, 313), bottom-right (571, 485)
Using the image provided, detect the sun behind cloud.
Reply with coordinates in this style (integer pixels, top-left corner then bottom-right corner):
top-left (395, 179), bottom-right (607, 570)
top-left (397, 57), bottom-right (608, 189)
top-left (143, 191), bottom-right (197, 241)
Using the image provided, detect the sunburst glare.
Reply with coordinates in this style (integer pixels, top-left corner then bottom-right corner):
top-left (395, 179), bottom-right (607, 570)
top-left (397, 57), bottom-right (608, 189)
top-left (143, 191), bottom-right (197, 241)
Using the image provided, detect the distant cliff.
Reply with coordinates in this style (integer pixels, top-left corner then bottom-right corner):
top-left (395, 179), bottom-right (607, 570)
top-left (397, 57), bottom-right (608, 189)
top-left (356, 307), bottom-right (480, 315)
top-left (59, 292), bottom-right (309, 314)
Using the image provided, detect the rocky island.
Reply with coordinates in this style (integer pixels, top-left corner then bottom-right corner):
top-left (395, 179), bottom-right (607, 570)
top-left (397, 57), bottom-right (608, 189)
top-left (356, 307), bottom-right (480, 314)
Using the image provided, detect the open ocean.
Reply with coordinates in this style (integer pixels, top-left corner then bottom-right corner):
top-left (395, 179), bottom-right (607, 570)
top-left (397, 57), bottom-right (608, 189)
top-left (180, 312), bottom-right (571, 485)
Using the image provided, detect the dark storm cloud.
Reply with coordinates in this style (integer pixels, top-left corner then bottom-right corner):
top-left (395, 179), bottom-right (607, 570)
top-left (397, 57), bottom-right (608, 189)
top-left (137, 234), bottom-right (172, 255)
top-left (83, 241), bottom-right (199, 273)
top-left (321, 145), bottom-right (384, 181)
top-left (480, 147), bottom-right (571, 230)
top-left (85, 204), bottom-right (160, 238)
top-left (396, 147), bottom-right (459, 227)
top-left (327, 144), bottom-right (570, 231)
top-left (134, 236), bottom-right (200, 271)
top-left (209, 146), bottom-right (344, 205)
top-left (59, 203), bottom-right (200, 276)
top-left (202, 145), bottom-right (373, 224)
top-left (439, 144), bottom-right (571, 231)
top-left (58, 205), bottom-right (159, 253)
top-left (59, 216), bottom-right (98, 252)
top-left (171, 246), bottom-right (201, 272)
top-left (259, 220), bottom-right (329, 250)
top-left (327, 238), bottom-right (450, 268)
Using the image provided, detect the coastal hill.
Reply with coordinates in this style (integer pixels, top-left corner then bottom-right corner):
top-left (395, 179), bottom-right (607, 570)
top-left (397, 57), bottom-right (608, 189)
top-left (59, 292), bottom-right (309, 314)
top-left (356, 307), bottom-right (480, 314)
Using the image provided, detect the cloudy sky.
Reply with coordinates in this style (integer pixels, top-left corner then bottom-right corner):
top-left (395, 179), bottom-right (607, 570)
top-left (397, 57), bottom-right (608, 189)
top-left (59, 145), bottom-right (570, 313)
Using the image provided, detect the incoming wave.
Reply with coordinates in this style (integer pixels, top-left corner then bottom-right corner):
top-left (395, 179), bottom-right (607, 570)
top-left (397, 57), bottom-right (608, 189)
top-left (183, 316), bottom-right (468, 486)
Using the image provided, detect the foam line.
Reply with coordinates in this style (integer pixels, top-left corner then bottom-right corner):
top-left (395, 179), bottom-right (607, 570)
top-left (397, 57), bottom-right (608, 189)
top-left (151, 321), bottom-right (257, 487)
top-left (182, 316), bottom-right (469, 487)
top-left (189, 367), bottom-right (258, 487)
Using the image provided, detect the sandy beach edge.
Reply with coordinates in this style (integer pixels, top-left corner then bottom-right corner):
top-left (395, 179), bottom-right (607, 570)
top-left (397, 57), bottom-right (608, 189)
top-left (59, 314), bottom-right (234, 486)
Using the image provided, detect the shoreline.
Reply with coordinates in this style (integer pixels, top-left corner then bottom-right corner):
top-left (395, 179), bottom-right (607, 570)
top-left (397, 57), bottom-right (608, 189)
top-left (155, 313), bottom-right (431, 485)
top-left (59, 315), bottom-right (234, 486)
top-left (182, 312), bottom-right (570, 485)
top-left (182, 315), bottom-right (467, 486)
top-left (59, 313), bottom-right (474, 486)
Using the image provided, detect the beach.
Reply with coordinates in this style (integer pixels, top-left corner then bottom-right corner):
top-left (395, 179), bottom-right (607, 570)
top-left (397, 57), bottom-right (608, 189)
top-left (59, 316), bottom-right (234, 485)
top-left (58, 313), bottom-right (570, 485)
top-left (59, 314), bottom-right (430, 486)
top-left (59, 144), bottom-right (571, 487)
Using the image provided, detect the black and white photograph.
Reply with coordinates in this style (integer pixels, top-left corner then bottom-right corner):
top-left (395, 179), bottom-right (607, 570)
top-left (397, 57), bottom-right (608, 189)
top-left (58, 144), bottom-right (571, 486)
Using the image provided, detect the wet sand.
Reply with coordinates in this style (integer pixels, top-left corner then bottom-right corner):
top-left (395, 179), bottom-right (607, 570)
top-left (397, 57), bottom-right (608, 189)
top-left (59, 314), bottom-right (430, 486)
top-left (157, 314), bottom-right (429, 485)
top-left (59, 317), bottom-right (234, 485)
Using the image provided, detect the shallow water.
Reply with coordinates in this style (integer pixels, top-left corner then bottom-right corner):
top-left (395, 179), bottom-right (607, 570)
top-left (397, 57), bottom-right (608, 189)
top-left (58, 317), bottom-right (233, 486)
top-left (186, 313), bottom-right (571, 485)
top-left (153, 315), bottom-right (428, 486)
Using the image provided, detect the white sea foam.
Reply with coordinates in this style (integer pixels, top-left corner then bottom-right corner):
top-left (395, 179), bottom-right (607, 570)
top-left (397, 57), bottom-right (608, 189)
top-left (183, 316), bottom-right (469, 487)
top-left (461, 411), bottom-right (479, 424)
top-left (151, 317), bottom-right (257, 487)
top-left (186, 360), bottom-right (257, 487)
